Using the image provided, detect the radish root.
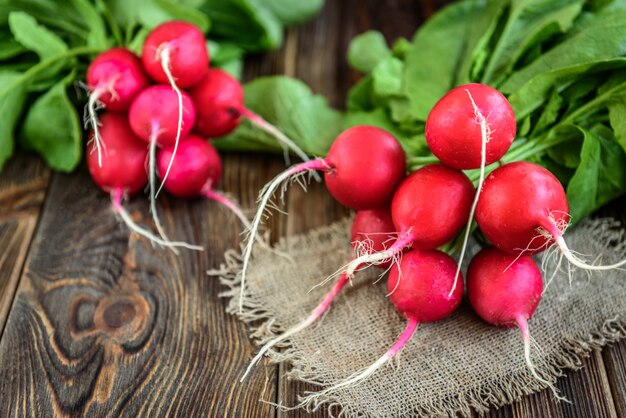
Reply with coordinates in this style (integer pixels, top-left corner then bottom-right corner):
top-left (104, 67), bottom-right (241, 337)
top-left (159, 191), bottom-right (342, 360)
top-left (516, 314), bottom-right (567, 402)
top-left (297, 317), bottom-right (419, 406)
top-left (449, 89), bottom-right (491, 297)
top-left (156, 45), bottom-right (184, 198)
top-left (241, 272), bottom-right (350, 382)
top-left (111, 189), bottom-right (203, 251)
top-left (541, 218), bottom-right (626, 271)
top-left (239, 158), bottom-right (328, 313)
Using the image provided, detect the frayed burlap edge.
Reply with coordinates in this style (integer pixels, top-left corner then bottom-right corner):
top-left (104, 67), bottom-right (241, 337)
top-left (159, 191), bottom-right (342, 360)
top-left (212, 218), bottom-right (626, 418)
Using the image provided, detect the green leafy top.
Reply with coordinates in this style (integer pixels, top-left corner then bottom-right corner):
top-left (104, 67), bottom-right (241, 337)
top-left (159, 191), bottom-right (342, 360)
top-left (0, 0), bottom-right (326, 172)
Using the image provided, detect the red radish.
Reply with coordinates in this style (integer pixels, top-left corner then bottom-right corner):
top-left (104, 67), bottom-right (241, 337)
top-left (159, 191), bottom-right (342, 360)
top-left (141, 21), bottom-right (209, 88)
top-left (188, 68), bottom-right (317, 173)
top-left (300, 249), bottom-right (463, 400)
top-left (425, 83), bottom-right (516, 170)
top-left (128, 85), bottom-right (196, 146)
top-left (141, 21), bottom-right (210, 197)
top-left (475, 161), bottom-right (626, 270)
top-left (86, 113), bottom-right (200, 251)
top-left (238, 126), bottom-right (406, 311)
top-left (341, 164), bottom-right (474, 281)
top-left (128, 85), bottom-right (197, 243)
top-left (467, 247), bottom-right (562, 398)
top-left (156, 135), bottom-right (250, 229)
top-left (85, 48), bottom-right (149, 166)
top-left (425, 84), bottom-right (517, 296)
top-left (241, 207), bottom-right (397, 380)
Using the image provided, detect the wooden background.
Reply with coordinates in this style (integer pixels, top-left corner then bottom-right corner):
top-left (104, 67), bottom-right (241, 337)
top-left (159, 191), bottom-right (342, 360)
top-left (1, 0), bottom-right (625, 417)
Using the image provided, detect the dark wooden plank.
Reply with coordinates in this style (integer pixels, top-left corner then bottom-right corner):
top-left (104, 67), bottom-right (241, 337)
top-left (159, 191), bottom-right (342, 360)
top-left (0, 154), bottom-right (50, 334)
top-left (0, 153), bottom-right (283, 416)
top-left (604, 341), bottom-right (626, 417)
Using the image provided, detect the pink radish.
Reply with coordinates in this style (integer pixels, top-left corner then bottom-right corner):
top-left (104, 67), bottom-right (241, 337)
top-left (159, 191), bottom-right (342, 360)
top-left (241, 207), bottom-right (397, 380)
top-left (475, 161), bottom-right (626, 270)
top-left (141, 21), bottom-right (210, 197)
top-left (300, 249), bottom-right (463, 400)
top-left (467, 246), bottom-right (563, 398)
top-left (86, 113), bottom-right (200, 251)
top-left (156, 135), bottom-right (250, 228)
top-left (188, 68), bottom-right (316, 169)
top-left (238, 125), bottom-right (406, 311)
top-left (341, 164), bottom-right (474, 282)
top-left (85, 48), bottom-right (149, 166)
top-left (425, 83), bottom-right (517, 296)
top-left (128, 85), bottom-right (197, 243)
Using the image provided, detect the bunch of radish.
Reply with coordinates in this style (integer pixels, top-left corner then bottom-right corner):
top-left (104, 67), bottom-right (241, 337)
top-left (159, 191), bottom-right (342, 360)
top-left (242, 82), bottom-right (626, 401)
top-left (84, 20), bottom-right (315, 248)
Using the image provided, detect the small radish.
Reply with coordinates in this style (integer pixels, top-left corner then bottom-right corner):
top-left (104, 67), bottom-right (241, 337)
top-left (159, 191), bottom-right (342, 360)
top-left (240, 207), bottom-right (397, 381)
top-left (467, 246), bottom-right (563, 399)
top-left (341, 164), bottom-right (474, 281)
top-left (156, 135), bottom-right (250, 229)
top-left (86, 113), bottom-right (200, 251)
top-left (141, 21), bottom-right (210, 197)
top-left (238, 125), bottom-right (406, 311)
top-left (475, 161), bottom-right (626, 270)
top-left (188, 68), bottom-right (316, 170)
top-left (85, 48), bottom-right (149, 167)
top-left (425, 83), bottom-right (516, 170)
top-left (425, 83), bottom-right (517, 296)
top-left (300, 249), bottom-right (463, 401)
top-left (128, 85), bottom-right (197, 243)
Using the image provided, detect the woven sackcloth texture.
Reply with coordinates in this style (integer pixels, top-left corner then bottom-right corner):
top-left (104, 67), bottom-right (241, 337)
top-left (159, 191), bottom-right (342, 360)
top-left (216, 217), bottom-right (626, 417)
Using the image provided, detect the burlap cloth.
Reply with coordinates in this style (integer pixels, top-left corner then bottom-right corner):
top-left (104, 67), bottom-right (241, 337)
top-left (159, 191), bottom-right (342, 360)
top-left (216, 217), bottom-right (626, 417)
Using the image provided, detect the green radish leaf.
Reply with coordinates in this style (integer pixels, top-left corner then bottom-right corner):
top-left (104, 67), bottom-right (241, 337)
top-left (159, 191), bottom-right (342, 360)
top-left (566, 124), bottom-right (626, 222)
top-left (455, 0), bottom-right (509, 85)
top-left (482, 0), bottom-right (584, 86)
top-left (0, 71), bottom-right (27, 171)
top-left (502, 17), bottom-right (626, 118)
top-left (257, 0), bottom-right (324, 26)
top-left (68, 0), bottom-right (108, 48)
top-left (403, 0), bottom-right (497, 122)
top-left (531, 88), bottom-right (563, 136)
top-left (201, 0), bottom-right (282, 51)
top-left (8, 12), bottom-right (68, 59)
top-left (371, 56), bottom-right (404, 100)
top-left (347, 31), bottom-right (391, 74)
top-left (346, 76), bottom-right (375, 111)
top-left (343, 107), bottom-right (428, 157)
top-left (108, 0), bottom-right (210, 32)
top-left (20, 78), bottom-right (82, 172)
top-left (215, 76), bottom-right (342, 156)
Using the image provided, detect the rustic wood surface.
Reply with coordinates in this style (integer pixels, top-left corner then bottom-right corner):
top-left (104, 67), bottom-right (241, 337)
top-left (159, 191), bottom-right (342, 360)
top-left (0, 1), bottom-right (625, 417)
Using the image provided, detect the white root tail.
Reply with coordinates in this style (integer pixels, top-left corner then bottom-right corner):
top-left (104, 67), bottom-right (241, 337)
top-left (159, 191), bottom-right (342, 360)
top-left (296, 317), bottom-right (419, 408)
top-left (156, 46), bottom-right (184, 198)
top-left (111, 190), bottom-right (203, 252)
top-left (241, 272), bottom-right (350, 382)
top-left (516, 315), bottom-right (567, 402)
top-left (86, 87), bottom-right (105, 167)
top-left (238, 159), bottom-right (328, 313)
top-left (449, 89), bottom-right (490, 298)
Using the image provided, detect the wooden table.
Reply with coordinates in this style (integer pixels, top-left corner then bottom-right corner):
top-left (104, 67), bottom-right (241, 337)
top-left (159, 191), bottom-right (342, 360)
top-left (1, 1), bottom-right (625, 417)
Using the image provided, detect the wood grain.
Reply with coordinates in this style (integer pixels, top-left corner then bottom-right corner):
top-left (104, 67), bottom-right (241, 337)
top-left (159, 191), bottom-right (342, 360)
top-left (0, 154), bottom-right (50, 335)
